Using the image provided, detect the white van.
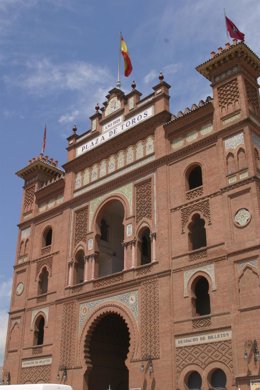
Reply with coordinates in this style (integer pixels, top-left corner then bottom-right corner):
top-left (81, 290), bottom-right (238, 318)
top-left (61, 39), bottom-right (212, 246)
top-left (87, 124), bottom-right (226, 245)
top-left (0, 385), bottom-right (72, 390)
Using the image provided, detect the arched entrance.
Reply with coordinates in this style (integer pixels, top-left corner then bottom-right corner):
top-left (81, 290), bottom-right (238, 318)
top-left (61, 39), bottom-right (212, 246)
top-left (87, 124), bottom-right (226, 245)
top-left (85, 313), bottom-right (130, 390)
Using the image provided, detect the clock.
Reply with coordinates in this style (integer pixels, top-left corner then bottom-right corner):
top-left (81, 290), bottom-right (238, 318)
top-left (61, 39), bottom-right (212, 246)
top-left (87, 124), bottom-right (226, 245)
top-left (16, 282), bottom-right (24, 296)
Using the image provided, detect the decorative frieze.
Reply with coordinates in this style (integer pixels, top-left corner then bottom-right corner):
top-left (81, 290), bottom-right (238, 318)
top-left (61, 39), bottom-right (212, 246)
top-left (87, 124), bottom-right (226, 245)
top-left (171, 123), bottom-right (213, 151)
top-left (79, 290), bottom-right (138, 331)
top-left (224, 132), bottom-right (244, 150)
top-left (74, 135), bottom-right (154, 190)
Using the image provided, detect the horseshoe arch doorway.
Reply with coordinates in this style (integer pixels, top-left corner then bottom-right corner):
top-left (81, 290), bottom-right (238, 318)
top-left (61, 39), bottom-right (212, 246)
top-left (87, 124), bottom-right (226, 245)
top-left (84, 313), bottom-right (130, 390)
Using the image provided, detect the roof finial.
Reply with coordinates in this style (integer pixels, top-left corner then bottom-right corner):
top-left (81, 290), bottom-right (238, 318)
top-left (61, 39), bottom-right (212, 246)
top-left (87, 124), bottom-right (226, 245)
top-left (159, 72), bottom-right (164, 82)
top-left (72, 125), bottom-right (77, 134)
top-left (131, 80), bottom-right (136, 90)
top-left (95, 103), bottom-right (100, 112)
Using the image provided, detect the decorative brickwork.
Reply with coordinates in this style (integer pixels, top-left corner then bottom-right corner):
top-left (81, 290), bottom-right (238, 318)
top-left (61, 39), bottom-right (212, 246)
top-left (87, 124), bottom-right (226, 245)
top-left (74, 206), bottom-right (88, 247)
top-left (217, 79), bottom-right (239, 111)
top-left (176, 340), bottom-right (233, 373)
top-left (36, 257), bottom-right (52, 279)
top-left (181, 199), bottom-right (211, 233)
top-left (60, 302), bottom-right (77, 368)
top-left (186, 186), bottom-right (203, 200)
top-left (245, 79), bottom-right (259, 113)
top-left (136, 264), bottom-right (152, 276)
top-left (24, 185), bottom-right (35, 213)
top-left (19, 365), bottom-right (51, 384)
top-left (93, 274), bottom-right (123, 288)
top-left (41, 245), bottom-right (51, 256)
top-left (189, 249), bottom-right (207, 261)
top-left (135, 179), bottom-right (152, 224)
top-left (140, 279), bottom-right (160, 359)
top-left (192, 317), bottom-right (211, 329)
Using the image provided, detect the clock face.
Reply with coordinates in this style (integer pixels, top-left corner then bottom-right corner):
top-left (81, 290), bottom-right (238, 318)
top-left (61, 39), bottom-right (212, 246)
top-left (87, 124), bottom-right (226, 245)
top-left (16, 282), bottom-right (24, 296)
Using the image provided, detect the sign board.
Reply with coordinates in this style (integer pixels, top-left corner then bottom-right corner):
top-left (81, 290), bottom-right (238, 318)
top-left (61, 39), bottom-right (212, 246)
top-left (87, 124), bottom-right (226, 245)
top-left (21, 357), bottom-right (52, 368)
top-left (175, 329), bottom-right (232, 347)
top-left (76, 106), bottom-right (154, 156)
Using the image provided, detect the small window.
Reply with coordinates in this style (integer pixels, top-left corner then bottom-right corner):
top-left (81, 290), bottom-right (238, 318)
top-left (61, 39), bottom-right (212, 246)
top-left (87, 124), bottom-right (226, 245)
top-left (34, 316), bottom-right (45, 346)
top-left (187, 371), bottom-right (202, 390)
top-left (43, 228), bottom-right (52, 247)
top-left (139, 228), bottom-right (151, 265)
top-left (187, 165), bottom-right (203, 190)
top-left (210, 368), bottom-right (226, 390)
top-left (75, 250), bottom-right (85, 284)
top-left (100, 219), bottom-right (109, 242)
top-left (188, 214), bottom-right (207, 250)
top-left (192, 277), bottom-right (211, 316)
top-left (38, 267), bottom-right (49, 295)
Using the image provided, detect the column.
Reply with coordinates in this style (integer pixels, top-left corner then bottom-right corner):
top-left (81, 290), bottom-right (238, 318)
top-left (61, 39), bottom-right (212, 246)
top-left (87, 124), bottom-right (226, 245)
top-left (84, 256), bottom-right (89, 282)
top-left (151, 232), bottom-right (156, 262)
top-left (131, 239), bottom-right (136, 268)
top-left (68, 260), bottom-right (74, 286)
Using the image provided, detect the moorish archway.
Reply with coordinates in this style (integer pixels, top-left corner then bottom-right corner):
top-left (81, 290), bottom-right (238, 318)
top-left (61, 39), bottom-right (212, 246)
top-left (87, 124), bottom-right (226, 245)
top-left (84, 313), bottom-right (130, 390)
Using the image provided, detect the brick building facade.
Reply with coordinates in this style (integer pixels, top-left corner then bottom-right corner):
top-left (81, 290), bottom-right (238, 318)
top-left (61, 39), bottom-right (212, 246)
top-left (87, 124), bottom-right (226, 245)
top-left (3, 40), bottom-right (260, 390)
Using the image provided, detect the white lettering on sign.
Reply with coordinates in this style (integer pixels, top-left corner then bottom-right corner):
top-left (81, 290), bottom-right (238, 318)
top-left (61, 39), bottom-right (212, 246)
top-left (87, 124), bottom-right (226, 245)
top-left (175, 329), bottom-right (232, 347)
top-left (22, 357), bottom-right (52, 368)
top-left (76, 106), bottom-right (154, 156)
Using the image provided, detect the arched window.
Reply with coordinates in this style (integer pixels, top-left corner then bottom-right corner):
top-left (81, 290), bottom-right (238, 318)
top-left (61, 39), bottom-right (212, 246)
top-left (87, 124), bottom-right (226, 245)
top-left (210, 368), bottom-right (227, 390)
top-left (226, 153), bottom-right (236, 175)
top-left (192, 277), bottom-right (211, 316)
top-left (100, 219), bottom-right (109, 242)
top-left (187, 165), bottom-right (203, 190)
top-left (38, 267), bottom-right (49, 295)
top-left (237, 148), bottom-right (247, 171)
top-left (187, 371), bottom-right (202, 390)
top-left (75, 250), bottom-right (85, 284)
top-left (188, 214), bottom-right (207, 250)
top-left (24, 239), bottom-right (29, 254)
top-left (19, 241), bottom-right (24, 256)
top-left (34, 315), bottom-right (45, 346)
top-left (138, 227), bottom-right (151, 265)
top-left (97, 200), bottom-right (124, 278)
top-left (43, 227), bottom-right (52, 247)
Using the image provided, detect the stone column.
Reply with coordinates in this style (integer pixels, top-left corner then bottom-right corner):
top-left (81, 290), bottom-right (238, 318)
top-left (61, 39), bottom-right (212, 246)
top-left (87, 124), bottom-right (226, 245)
top-left (68, 260), bottom-right (74, 286)
top-left (131, 239), bottom-right (137, 268)
top-left (122, 242), bottom-right (128, 270)
top-left (84, 256), bottom-right (89, 282)
top-left (151, 232), bottom-right (157, 262)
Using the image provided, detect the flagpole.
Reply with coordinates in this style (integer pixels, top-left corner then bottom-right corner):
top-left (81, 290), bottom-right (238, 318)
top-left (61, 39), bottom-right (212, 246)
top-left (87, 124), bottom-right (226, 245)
top-left (116, 32), bottom-right (121, 89)
top-left (224, 9), bottom-right (230, 42)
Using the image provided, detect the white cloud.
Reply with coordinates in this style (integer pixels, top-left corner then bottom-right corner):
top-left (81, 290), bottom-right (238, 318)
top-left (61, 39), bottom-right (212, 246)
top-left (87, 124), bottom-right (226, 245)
top-left (0, 310), bottom-right (8, 366)
top-left (144, 69), bottom-right (157, 84)
top-left (0, 277), bottom-right (12, 299)
top-left (6, 58), bottom-right (113, 96)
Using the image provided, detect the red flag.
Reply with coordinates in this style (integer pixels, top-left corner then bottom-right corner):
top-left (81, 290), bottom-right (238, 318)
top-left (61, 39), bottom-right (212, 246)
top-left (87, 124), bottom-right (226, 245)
top-left (42, 125), bottom-right (46, 154)
top-left (121, 34), bottom-right (133, 77)
top-left (225, 16), bottom-right (245, 41)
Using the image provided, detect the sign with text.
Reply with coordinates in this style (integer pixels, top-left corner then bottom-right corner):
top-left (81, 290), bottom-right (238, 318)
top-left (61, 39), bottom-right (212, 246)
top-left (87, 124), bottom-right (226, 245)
top-left (175, 330), bottom-right (232, 347)
top-left (76, 106), bottom-right (154, 156)
top-left (22, 356), bottom-right (52, 368)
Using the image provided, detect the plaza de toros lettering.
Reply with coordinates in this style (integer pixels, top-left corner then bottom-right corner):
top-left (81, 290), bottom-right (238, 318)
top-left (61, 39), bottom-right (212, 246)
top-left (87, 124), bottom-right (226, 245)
top-left (76, 106), bottom-right (154, 156)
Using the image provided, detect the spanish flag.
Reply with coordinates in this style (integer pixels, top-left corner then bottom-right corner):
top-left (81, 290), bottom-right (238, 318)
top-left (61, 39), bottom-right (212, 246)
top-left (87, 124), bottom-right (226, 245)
top-left (121, 34), bottom-right (133, 77)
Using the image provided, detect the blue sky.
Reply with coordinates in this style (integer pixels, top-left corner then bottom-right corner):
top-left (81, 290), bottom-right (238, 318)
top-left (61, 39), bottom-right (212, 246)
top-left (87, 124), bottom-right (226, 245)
top-left (0, 0), bottom-right (259, 365)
